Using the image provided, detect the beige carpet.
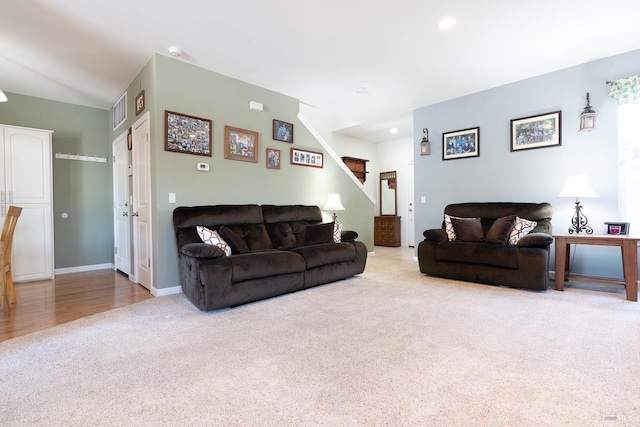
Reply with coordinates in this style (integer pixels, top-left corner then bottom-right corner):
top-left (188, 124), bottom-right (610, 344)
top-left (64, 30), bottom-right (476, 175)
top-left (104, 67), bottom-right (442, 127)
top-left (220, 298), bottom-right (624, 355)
top-left (1, 247), bottom-right (639, 426)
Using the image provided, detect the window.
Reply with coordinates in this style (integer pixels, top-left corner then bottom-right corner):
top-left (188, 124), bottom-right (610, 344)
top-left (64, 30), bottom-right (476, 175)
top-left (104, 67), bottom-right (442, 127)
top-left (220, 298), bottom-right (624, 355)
top-left (113, 92), bottom-right (127, 130)
top-left (618, 103), bottom-right (640, 227)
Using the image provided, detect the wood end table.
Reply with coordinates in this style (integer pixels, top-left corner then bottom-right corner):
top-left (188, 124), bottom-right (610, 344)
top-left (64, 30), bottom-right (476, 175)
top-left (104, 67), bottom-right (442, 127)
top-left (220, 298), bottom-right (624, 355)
top-left (554, 233), bottom-right (639, 302)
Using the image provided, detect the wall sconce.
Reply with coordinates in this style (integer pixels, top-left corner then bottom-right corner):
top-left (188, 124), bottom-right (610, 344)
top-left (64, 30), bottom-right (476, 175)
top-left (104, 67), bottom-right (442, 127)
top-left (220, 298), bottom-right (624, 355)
top-left (420, 128), bottom-right (430, 155)
top-left (578, 92), bottom-right (596, 132)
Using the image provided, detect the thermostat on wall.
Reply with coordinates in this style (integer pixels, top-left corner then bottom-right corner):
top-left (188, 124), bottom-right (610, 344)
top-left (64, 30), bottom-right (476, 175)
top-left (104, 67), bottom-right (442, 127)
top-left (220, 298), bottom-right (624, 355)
top-left (196, 162), bottom-right (210, 172)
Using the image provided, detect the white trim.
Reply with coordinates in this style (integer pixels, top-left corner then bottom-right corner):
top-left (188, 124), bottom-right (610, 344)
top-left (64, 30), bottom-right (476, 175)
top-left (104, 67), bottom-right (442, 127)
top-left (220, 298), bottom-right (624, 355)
top-left (55, 263), bottom-right (113, 275)
top-left (151, 285), bottom-right (182, 297)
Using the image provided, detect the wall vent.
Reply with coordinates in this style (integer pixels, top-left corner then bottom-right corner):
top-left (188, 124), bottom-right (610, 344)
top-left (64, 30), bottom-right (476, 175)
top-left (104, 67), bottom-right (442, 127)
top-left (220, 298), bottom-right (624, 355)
top-left (113, 92), bottom-right (127, 130)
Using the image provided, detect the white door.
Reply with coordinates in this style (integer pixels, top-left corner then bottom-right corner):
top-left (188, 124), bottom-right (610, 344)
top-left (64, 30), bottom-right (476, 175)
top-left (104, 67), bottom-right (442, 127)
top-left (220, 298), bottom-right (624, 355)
top-left (407, 162), bottom-right (415, 247)
top-left (113, 131), bottom-right (131, 275)
top-left (132, 113), bottom-right (152, 290)
top-left (1, 126), bottom-right (54, 281)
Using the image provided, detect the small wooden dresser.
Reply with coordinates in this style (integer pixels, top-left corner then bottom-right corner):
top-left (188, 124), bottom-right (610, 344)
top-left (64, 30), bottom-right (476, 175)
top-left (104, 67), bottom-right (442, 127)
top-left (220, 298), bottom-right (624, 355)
top-left (374, 216), bottom-right (401, 247)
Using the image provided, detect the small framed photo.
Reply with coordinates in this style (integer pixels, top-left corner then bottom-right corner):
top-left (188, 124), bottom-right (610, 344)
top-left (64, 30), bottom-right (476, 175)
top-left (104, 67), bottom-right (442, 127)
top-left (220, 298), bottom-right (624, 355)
top-left (135, 90), bottom-right (145, 116)
top-left (290, 147), bottom-right (323, 168)
top-left (224, 125), bottom-right (259, 163)
top-left (443, 127), bottom-right (480, 160)
top-left (165, 110), bottom-right (212, 157)
top-left (605, 222), bottom-right (630, 235)
top-left (511, 111), bottom-right (561, 152)
top-left (266, 148), bottom-right (281, 169)
top-left (273, 119), bottom-right (293, 143)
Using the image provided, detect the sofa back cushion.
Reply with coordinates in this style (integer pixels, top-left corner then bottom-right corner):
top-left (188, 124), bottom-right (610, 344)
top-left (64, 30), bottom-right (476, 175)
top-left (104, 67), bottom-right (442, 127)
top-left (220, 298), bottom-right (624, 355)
top-left (443, 202), bottom-right (552, 235)
top-left (173, 205), bottom-right (273, 251)
top-left (262, 205), bottom-right (324, 249)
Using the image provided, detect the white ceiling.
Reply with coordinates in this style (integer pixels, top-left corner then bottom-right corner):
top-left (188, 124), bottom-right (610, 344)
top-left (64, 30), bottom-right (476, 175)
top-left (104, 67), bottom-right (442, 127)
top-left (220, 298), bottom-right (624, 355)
top-left (2, 1), bottom-right (640, 142)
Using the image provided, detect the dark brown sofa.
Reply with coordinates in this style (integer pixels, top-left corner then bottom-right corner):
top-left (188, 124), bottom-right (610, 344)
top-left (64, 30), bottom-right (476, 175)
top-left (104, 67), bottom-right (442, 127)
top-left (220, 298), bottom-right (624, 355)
top-left (173, 204), bottom-right (367, 310)
top-left (418, 202), bottom-right (553, 291)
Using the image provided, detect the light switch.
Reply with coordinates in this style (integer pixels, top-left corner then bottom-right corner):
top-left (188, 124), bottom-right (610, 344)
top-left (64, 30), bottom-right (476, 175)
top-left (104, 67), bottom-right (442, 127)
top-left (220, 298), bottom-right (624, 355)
top-left (421, 196), bottom-right (426, 203)
top-left (169, 193), bottom-right (176, 203)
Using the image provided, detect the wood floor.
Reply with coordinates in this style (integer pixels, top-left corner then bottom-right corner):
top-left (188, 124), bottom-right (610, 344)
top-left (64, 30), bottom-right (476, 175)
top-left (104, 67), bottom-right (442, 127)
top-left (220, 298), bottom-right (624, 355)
top-left (1, 269), bottom-right (153, 342)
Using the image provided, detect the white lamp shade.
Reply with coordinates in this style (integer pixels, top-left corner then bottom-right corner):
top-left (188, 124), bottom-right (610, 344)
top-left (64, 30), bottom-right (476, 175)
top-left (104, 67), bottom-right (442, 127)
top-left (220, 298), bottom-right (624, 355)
top-left (323, 193), bottom-right (345, 211)
top-left (557, 175), bottom-right (599, 199)
top-left (0, 90), bottom-right (7, 103)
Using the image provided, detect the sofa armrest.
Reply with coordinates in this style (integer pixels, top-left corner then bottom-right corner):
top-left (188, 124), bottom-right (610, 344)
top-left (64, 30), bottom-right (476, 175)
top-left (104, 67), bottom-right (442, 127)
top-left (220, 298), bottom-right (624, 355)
top-left (423, 228), bottom-right (447, 242)
top-left (180, 243), bottom-right (226, 259)
top-left (341, 230), bottom-right (359, 242)
top-left (516, 232), bottom-right (553, 247)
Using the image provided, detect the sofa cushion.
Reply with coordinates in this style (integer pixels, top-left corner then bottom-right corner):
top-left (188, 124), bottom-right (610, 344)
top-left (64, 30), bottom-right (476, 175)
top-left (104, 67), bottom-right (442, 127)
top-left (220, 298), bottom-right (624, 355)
top-left (444, 214), bottom-right (478, 241)
top-left (226, 250), bottom-right (306, 282)
top-left (435, 242), bottom-right (519, 269)
top-left (509, 217), bottom-right (537, 244)
top-left (485, 215), bottom-right (516, 245)
top-left (291, 242), bottom-right (356, 269)
top-left (305, 223), bottom-right (335, 245)
top-left (451, 217), bottom-right (484, 242)
top-left (196, 226), bottom-right (231, 256)
top-left (266, 222), bottom-right (299, 249)
top-left (219, 226), bottom-right (249, 254)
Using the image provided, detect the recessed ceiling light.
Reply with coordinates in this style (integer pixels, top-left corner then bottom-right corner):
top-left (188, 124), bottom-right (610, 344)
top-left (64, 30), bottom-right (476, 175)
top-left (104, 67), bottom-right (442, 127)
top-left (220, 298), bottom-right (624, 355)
top-left (390, 127), bottom-right (399, 134)
top-left (438, 16), bottom-right (456, 30)
top-left (355, 86), bottom-right (368, 94)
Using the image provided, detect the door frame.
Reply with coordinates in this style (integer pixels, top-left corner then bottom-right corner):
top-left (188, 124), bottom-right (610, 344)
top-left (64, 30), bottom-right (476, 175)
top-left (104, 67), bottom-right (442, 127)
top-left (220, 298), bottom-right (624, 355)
top-left (112, 130), bottom-right (131, 276)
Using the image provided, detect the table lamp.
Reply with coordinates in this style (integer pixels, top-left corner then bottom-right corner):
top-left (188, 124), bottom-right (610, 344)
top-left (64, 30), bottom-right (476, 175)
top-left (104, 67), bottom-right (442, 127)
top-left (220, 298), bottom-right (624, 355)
top-left (557, 174), bottom-right (599, 234)
top-left (323, 193), bottom-right (345, 223)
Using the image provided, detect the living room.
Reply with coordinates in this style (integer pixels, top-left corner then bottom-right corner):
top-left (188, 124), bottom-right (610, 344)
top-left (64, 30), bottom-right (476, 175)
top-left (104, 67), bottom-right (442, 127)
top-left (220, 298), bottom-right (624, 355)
top-left (2, 1), bottom-right (640, 424)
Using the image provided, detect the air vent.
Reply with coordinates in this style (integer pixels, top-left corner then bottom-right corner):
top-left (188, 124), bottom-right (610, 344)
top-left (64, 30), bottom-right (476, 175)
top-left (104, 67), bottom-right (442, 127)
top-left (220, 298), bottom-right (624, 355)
top-left (113, 92), bottom-right (127, 130)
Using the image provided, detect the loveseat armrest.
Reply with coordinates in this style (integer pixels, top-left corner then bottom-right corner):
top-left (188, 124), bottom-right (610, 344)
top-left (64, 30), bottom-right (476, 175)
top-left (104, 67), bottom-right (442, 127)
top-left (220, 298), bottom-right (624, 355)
top-left (423, 228), bottom-right (447, 242)
top-left (516, 232), bottom-right (554, 248)
top-left (180, 243), bottom-right (226, 259)
top-left (341, 230), bottom-right (359, 242)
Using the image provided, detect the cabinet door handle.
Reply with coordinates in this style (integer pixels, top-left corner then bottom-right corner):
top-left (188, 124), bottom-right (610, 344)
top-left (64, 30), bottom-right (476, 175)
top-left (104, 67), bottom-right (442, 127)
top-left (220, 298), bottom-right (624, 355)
top-left (122, 212), bottom-right (129, 217)
top-left (132, 212), bottom-right (139, 217)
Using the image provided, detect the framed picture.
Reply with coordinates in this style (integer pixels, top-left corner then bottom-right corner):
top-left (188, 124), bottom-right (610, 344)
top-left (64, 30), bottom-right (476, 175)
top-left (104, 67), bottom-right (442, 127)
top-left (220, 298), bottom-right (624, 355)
top-left (266, 148), bottom-right (281, 169)
top-left (605, 222), bottom-right (630, 235)
top-left (443, 127), bottom-right (480, 160)
top-left (510, 111), bottom-right (561, 152)
top-left (135, 90), bottom-right (145, 116)
top-left (290, 147), bottom-right (323, 168)
top-left (224, 125), bottom-right (259, 163)
top-left (165, 110), bottom-right (212, 157)
top-left (273, 119), bottom-right (293, 143)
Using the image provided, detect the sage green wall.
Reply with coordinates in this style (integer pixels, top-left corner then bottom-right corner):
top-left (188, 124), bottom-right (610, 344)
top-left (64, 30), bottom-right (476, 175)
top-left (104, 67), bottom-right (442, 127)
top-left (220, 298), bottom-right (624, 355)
top-left (0, 93), bottom-right (112, 269)
top-left (121, 54), bottom-right (373, 290)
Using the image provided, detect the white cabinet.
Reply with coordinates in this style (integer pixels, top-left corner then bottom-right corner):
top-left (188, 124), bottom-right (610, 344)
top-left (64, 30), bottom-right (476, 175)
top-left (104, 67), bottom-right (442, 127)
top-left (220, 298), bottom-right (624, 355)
top-left (0, 125), bottom-right (54, 281)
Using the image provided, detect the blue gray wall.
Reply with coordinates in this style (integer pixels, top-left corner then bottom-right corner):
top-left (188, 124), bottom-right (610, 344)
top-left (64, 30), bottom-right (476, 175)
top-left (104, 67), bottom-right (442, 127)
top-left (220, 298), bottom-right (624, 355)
top-left (414, 48), bottom-right (640, 278)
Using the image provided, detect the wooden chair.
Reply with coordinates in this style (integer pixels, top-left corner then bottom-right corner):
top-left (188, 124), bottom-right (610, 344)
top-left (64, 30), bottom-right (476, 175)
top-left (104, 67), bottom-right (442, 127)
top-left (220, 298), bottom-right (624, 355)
top-left (1, 206), bottom-right (22, 311)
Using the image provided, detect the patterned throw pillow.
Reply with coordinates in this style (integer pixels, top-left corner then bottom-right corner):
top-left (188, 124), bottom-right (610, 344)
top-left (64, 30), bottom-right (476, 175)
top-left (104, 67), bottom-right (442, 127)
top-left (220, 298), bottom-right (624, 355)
top-left (333, 222), bottom-right (342, 243)
top-left (508, 217), bottom-right (538, 245)
top-left (196, 226), bottom-right (231, 256)
top-left (444, 214), bottom-right (479, 241)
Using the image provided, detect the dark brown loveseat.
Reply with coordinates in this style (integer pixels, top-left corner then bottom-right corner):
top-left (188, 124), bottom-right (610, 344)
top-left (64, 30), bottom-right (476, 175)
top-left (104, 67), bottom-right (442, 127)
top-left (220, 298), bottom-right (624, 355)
top-left (173, 204), bottom-right (367, 310)
top-left (418, 202), bottom-right (553, 291)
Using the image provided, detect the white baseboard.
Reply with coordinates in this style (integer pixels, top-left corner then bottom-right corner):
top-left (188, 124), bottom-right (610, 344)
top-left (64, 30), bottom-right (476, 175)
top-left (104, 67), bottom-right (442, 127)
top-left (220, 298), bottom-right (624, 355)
top-left (55, 263), bottom-right (114, 275)
top-left (151, 285), bottom-right (182, 297)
